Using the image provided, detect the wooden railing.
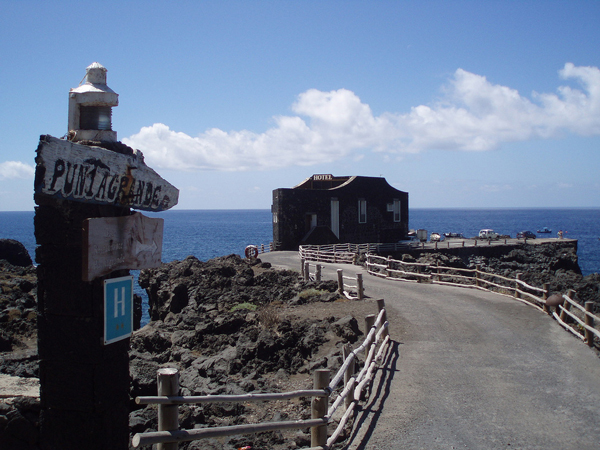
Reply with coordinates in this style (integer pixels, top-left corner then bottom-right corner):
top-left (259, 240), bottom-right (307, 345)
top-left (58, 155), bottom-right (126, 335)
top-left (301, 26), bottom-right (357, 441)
top-left (366, 254), bottom-right (598, 348)
top-left (553, 290), bottom-right (600, 347)
top-left (337, 269), bottom-right (364, 300)
top-left (302, 260), bottom-right (324, 281)
top-left (300, 259), bottom-right (364, 300)
top-left (299, 245), bottom-right (359, 264)
top-left (132, 301), bottom-right (391, 449)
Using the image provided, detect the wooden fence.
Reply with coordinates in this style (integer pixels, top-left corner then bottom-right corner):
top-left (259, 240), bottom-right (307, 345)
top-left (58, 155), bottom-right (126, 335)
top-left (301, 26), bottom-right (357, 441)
top-left (299, 245), bottom-right (359, 264)
top-left (366, 254), bottom-right (599, 348)
top-left (132, 301), bottom-right (391, 449)
top-left (301, 259), bottom-right (364, 300)
top-left (302, 260), bottom-right (323, 282)
top-left (553, 290), bottom-right (600, 347)
top-left (337, 269), bottom-right (364, 300)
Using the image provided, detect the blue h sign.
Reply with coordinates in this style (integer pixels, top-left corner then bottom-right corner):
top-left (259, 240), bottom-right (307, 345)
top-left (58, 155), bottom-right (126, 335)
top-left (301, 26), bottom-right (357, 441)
top-left (104, 276), bottom-right (133, 345)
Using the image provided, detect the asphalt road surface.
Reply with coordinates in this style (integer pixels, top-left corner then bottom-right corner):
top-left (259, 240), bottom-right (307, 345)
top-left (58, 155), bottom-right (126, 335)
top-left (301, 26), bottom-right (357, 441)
top-left (260, 251), bottom-right (600, 450)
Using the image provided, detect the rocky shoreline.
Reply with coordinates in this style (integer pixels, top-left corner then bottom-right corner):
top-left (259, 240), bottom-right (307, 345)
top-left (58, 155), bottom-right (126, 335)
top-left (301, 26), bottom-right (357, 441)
top-left (1, 238), bottom-right (598, 449)
top-left (1, 243), bottom-right (368, 450)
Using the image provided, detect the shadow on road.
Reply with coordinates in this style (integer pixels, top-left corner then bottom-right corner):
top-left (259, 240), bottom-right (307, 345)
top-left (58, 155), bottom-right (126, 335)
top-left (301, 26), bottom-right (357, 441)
top-left (342, 340), bottom-right (400, 450)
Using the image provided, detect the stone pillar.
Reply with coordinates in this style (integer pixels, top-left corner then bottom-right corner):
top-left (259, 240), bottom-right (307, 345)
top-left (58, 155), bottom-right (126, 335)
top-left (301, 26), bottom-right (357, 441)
top-left (35, 194), bottom-right (131, 450)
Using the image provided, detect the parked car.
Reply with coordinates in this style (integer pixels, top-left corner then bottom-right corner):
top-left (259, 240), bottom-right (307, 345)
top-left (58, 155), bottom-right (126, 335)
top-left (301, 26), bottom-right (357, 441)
top-left (517, 230), bottom-right (536, 239)
top-left (430, 232), bottom-right (441, 242)
top-left (479, 229), bottom-right (499, 240)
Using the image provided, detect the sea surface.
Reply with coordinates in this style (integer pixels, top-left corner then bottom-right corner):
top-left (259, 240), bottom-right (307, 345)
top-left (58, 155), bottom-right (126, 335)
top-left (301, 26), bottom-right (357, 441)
top-left (2, 208), bottom-right (599, 324)
top-left (2, 208), bottom-right (598, 274)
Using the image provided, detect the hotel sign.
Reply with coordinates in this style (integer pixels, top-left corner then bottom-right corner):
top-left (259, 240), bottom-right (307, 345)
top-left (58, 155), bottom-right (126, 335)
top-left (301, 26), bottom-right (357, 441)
top-left (104, 276), bottom-right (133, 345)
top-left (35, 135), bottom-right (179, 211)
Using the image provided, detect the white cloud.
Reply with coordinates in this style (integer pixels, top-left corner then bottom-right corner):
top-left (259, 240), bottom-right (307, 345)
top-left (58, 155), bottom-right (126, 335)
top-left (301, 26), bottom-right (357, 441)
top-left (123, 63), bottom-right (600, 171)
top-left (0, 161), bottom-right (35, 180)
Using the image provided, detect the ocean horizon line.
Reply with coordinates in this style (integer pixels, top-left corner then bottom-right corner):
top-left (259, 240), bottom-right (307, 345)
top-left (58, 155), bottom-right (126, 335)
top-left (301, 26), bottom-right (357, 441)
top-left (2, 206), bottom-right (600, 213)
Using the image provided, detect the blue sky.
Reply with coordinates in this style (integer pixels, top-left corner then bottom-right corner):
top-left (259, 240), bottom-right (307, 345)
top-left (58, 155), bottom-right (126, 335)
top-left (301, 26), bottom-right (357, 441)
top-left (1, 0), bottom-right (599, 211)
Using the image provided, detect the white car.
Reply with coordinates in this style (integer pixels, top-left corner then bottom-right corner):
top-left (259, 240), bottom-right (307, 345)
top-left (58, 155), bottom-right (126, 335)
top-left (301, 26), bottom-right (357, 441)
top-left (479, 229), bottom-right (499, 240)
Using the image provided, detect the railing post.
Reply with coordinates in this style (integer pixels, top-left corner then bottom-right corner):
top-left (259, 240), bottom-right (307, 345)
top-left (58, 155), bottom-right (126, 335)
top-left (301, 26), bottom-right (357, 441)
top-left (560, 289), bottom-right (575, 322)
top-left (542, 283), bottom-right (550, 314)
top-left (304, 261), bottom-right (310, 281)
top-left (342, 344), bottom-right (355, 409)
top-left (357, 273), bottom-right (364, 300)
top-left (515, 273), bottom-right (522, 299)
top-left (436, 263), bottom-right (440, 282)
top-left (261, 244), bottom-right (265, 253)
top-left (475, 264), bottom-right (481, 288)
top-left (316, 264), bottom-right (322, 281)
top-left (585, 302), bottom-right (594, 347)
top-left (157, 368), bottom-right (180, 450)
top-left (365, 314), bottom-right (376, 335)
top-left (376, 299), bottom-right (389, 338)
top-left (337, 269), bottom-right (344, 294)
top-left (386, 256), bottom-right (392, 279)
top-left (311, 369), bottom-right (330, 447)
top-left (301, 258), bottom-right (306, 278)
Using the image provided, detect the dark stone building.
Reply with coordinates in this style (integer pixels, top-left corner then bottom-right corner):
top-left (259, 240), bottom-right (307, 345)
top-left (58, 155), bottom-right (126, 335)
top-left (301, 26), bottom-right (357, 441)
top-left (272, 174), bottom-right (409, 250)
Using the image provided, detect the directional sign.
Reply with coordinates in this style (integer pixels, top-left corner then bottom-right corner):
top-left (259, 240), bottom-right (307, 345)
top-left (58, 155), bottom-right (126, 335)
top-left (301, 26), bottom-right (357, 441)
top-left (82, 212), bottom-right (163, 281)
top-left (35, 135), bottom-right (179, 211)
top-left (104, 276), bottom-right (133, 345)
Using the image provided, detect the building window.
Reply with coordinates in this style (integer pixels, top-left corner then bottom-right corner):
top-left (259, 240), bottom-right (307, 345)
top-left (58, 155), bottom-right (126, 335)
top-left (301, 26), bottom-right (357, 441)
top-left (393, 199), bottom-right (401, 222)
top-left (331, 198), bottom-right (339, 238)
top-left (358, 199), bottom-right (367, 223)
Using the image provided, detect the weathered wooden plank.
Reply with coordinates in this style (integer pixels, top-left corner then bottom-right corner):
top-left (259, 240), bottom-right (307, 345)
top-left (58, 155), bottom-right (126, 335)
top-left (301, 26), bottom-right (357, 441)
top-left (82, 212), bottom-right (164, 281)
top-left (35, 135), bottom-right (179, 211)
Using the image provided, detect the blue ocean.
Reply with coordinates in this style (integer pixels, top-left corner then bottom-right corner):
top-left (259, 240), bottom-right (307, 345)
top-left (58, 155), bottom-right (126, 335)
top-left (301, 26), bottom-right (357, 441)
top-left (2, 208), bottom-right (599, 324)
top-left (1, 208), bottom-right (599, 274)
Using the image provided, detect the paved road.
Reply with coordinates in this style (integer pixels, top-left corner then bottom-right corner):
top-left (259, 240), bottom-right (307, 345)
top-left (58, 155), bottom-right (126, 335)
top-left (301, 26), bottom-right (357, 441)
top-left (260, 251), bottom-right (600, 450)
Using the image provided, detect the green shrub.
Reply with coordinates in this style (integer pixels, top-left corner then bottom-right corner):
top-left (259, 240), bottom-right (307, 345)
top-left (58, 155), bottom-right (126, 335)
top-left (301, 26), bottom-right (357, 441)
top-left (230, 302), bottom-right (258, 312)
top-left (298, 288), bottom-right (327, 300)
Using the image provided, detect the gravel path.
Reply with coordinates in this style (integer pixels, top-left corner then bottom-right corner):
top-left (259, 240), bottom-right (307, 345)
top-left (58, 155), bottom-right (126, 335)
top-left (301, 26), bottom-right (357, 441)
top-left (260, 251), bottom-right (600, 450)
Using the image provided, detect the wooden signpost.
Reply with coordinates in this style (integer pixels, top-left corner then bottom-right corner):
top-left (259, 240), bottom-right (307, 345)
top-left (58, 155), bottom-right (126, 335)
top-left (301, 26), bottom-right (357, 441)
top-left (35, 132), bottom-right (178, 449)
top-left (82, 212), bottom-right (164, 281)
top-left (35, 134), bottom-right (179, 211)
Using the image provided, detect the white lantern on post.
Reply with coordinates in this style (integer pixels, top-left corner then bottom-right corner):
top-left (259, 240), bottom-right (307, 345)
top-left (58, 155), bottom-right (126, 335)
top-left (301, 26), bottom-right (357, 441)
top-left (68, 62), bottom-right (118, 142)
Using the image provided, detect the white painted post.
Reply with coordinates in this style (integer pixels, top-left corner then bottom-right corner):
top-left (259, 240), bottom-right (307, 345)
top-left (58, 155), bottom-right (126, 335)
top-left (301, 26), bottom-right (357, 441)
top-left (543, 283), bottom-right (550, 314)
top-left (377, 299), bottom-right (388, 338)
top-left (311, 369), bottom-right (330, 447)
top-left (157, 368), bottom-right (180, 450)
top-left (560, 290), bottom-right (575, 322)
top-left (585, 302), bottom-right (594, 347)
top-left (342, 344), bottom-right (355, 409)
top-left (337, 269), bottom-right (344, 294)
top-left (357, 273), bottom-right (364, 300)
